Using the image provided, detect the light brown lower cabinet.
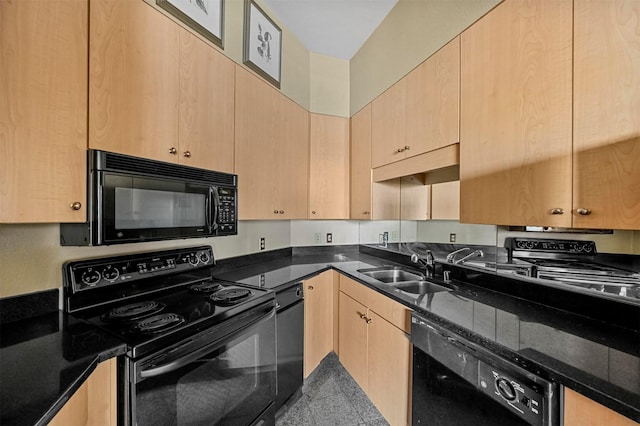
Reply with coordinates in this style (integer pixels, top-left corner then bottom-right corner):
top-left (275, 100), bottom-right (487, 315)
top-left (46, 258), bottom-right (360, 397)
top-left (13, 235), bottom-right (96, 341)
top-left (49, 358), bottom-right (117, 426)
top-left (303, 270), bottom-right (339, 378)
top-left (564, 387), bottom-right (639, 426)
top-left (338, 275), bottom-right (412, 426)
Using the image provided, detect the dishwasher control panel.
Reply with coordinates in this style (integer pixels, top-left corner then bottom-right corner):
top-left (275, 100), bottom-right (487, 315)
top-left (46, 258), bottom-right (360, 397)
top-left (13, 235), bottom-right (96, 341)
top-left (478, 360), bottom-right (546, 426)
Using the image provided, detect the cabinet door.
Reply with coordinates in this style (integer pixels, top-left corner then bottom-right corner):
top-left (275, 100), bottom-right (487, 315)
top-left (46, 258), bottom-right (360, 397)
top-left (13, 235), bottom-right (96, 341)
top-left (49, 358), bottom-right (117, 426)
top-left (564, 387), bottom-right (638, 426)
top-left (178, 29), bottom-right (234, 172)
top-left (235, 66), bottom-right (309, 219)
top-left (90, 0), bottom-right (179, 163)
top-left (309, 114), bottom-right (349, 219)
top-left (350, 105), bottom-right (373, 219)
top-left (431, 180), bottom-right (460, 220)
top-left (338, 292), bottom-right (369, 391)
top-left (371, 79), bottom-right (407, 167)
top-left (276, 94), bottom-right (310, 219)
top-left (304, 272), bottom-right (335, 377)
top-left (573, 0), bottom-right (640, 230)
top-left (367, 311), bottom-right (411, 426)
top-left (460, 0), bottom-right (573, 226)
top-left (0, 0), bottom-right (87, 223)
top-left (406, 37), bottom-right (460, 157)
top-left (400, 175), bottom-right (430, 220)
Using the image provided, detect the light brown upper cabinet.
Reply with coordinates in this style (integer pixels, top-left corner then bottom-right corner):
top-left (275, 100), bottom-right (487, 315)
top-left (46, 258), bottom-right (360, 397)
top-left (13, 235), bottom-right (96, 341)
top-left (89, 0), bottom-right (234, 172)
top-left (371, 37), bottom-right (460, 168)
top-left (0, 0), bottom-right (87, 223)
top-left (431, 180), bottom-right (460, 221)
top-left (573, 0), bottom-right (640, 230)
top-left (400, 176), bottom-right (431, 221)
top-left (350, 105), bottom-right (402, 220)
top-left (309, 114), bottom-right (350, 219)
top-left (235, 66), bottom-right (310, 220)
top-left (460, 0), bottom-right (573, 227)
top-left (178, 29), bottom-right (235, 172)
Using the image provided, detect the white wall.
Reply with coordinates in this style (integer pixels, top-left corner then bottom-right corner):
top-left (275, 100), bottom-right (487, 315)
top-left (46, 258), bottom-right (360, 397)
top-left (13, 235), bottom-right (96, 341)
top-left (418, 221), bottom-right (497, 246)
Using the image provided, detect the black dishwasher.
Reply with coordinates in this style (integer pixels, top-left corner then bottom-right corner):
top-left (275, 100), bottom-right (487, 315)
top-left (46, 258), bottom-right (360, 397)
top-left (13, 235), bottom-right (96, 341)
top-left (275, 283), bottom-right (304, 411)
top-left (411, 312), bottom-right (559, 426)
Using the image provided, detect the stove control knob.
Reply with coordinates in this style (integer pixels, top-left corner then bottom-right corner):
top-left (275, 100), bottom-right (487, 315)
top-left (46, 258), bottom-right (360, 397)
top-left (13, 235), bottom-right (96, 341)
top-left (81, 269), bottom-right (101, 286)
top-left (102, 265), bottom-right (120, 282)
top-left (199, 252), bottom-right (210, 264)
top-left (188, 254), bottom-right (199, 266)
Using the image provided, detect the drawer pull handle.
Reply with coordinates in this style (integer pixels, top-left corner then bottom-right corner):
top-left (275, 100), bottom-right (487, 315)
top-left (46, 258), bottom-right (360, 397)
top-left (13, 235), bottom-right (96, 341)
top-left (549, 208), bottom-right (564, 215)
top-left (307, 285), bottom-right (314, 290)
top-left (576, 208), bottom-right (592, 216)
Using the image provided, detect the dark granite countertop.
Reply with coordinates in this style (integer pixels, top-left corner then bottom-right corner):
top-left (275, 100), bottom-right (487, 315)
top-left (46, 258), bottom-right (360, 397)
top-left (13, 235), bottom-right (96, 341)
top-left (214, 246), bottom-right (640, 423)
top-left (0, 305), bottom-right (127, 426)
top-left (1, 245), bottom-right (638, 425)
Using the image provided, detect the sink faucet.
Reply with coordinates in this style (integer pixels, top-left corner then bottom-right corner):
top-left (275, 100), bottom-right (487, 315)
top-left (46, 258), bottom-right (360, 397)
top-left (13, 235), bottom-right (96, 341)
top-left (446, 247), bottom-right (470, 263)
top-left (411, 250), bottom-right (435, 278)
top-left (454, 249), bottom-right (484, 265)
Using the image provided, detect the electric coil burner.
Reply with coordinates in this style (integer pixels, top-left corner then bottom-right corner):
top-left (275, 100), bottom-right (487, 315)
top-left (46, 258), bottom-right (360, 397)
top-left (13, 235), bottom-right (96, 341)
top-left (210, 288), bottom-right (252, 305)
top-left (63, 246), bottom-right (277, 426)
top-left (189, 280), bottom-right (223, 294)
top-left (101, 301), bottom-right (165, 322)
top-left (134, 313), bottom-right (186, 334)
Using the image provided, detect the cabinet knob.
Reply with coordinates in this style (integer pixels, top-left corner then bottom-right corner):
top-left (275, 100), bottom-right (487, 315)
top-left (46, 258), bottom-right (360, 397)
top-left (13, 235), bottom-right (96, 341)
top-left (312, 211), bottom-right (316, 215)
top-left (363, 211), bottom-right (370, 215)
top-left (404, 145), bottom-right (410, 151)
top-left (169, 147), bottom-right (177, 154)
top-left (365, 318), bottom-right (372, 324)
top-left (274, 210), bottom-right (279, 214)
top-left (308, 285), bottom-right (314, 290)
top-left (183, 151), bottom-right (191, 158)
top-left (576, 208), bottom-right (592, 216)
top-left (279, 210), bottom-right (285, 214)
top-left (69, 201), bottom-right (82, 211)
top-left (358, 312), bottom-right (366, 319)
top-left (548, 208), bottom-right (564, 215)
top-left (396, 148), bottom-right (405, 153)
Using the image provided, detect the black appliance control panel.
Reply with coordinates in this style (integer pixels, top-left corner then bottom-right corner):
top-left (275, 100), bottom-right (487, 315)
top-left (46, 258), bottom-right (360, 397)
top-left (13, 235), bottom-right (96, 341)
top-left (65, 246), bottom-right (215, 292)
top-left (478, 361), bottom-right (547, 426)
top-left (506, 238), bottom-right (597, 255)
top-left (216, 187), bottom-right (237, 234)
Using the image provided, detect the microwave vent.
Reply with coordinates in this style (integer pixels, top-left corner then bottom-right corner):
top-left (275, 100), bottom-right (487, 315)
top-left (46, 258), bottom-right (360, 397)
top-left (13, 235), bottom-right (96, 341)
top-left (97, 151), bottom-right (236, 186)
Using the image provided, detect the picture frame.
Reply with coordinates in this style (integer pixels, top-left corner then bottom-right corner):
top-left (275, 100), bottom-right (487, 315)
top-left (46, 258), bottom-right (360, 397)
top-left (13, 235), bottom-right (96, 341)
top-left (243, 0), bottom-right (282, 88)
top-left (157, 0), bottom-right (224, 48)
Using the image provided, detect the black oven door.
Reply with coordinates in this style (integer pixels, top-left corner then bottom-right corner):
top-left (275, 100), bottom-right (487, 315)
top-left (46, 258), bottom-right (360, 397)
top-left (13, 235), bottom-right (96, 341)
top-left (126, 302), bottom-right (276, 426)
top-left (100, 172), bottom-right (218, 244)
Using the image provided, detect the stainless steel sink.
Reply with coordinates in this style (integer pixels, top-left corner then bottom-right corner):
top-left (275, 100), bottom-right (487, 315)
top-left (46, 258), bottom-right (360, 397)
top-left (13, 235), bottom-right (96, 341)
top-left (358, 266), bottom-right (454, 294)
top-left (390, 280), bottom-right (454, 294)
top-left (358, 267), bottom-right (424, 283)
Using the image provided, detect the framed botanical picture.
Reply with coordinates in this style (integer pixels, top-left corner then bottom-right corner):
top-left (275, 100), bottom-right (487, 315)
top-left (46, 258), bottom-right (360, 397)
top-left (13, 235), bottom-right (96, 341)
top-left (157, 0), bottom-right (224, 48)
top-left (243, 0), bottom-right (282, 88)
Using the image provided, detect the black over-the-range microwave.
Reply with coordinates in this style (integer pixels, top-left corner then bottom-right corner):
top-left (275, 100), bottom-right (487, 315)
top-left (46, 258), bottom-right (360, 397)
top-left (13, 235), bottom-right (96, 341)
top-left (60, 150), bottom-right (237, 246)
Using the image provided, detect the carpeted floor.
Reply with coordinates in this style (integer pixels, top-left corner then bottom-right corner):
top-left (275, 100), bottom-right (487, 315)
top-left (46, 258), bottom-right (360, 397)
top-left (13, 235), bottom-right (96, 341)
top-left (276, 353), bottom-right (389, 426)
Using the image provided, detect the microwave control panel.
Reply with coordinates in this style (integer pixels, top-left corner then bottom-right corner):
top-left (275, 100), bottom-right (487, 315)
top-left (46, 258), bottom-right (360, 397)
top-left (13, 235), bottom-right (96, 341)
top-left (217, 187), bottom-right (237, 235)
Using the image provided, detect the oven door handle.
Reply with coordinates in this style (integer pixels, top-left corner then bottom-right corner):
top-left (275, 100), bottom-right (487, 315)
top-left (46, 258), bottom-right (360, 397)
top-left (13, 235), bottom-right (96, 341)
top-left (138, 304), bottom-right (275, 380)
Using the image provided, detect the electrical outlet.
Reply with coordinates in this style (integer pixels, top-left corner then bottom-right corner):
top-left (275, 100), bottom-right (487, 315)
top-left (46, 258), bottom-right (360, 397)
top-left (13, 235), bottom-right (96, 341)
top-left (314, 233), bottom-right (321, 243)
top-left (391, 231), bottom-right (399, 241)
top-left (260, 237), bottom-right (265, 250)
top-left (449, 233), bottom-right (456, 243)
top-left (326, 233), bottom-right (333, 243)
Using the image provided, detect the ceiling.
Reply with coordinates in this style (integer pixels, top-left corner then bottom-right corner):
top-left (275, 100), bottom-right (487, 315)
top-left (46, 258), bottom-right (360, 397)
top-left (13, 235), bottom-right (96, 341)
top-left (262, 0), bottom-right (399, 60)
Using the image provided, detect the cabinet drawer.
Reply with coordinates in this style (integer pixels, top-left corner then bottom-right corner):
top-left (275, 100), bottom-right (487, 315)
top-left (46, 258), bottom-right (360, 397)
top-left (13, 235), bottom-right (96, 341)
top-left (339, 275), bottom-right (412, 333)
